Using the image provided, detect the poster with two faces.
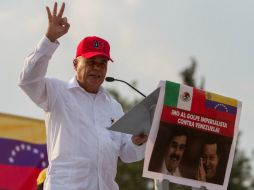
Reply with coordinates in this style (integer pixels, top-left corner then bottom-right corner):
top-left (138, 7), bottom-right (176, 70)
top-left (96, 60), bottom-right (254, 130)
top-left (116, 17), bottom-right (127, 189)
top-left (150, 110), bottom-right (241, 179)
top-left (143, 81), bottom-right (242, 190)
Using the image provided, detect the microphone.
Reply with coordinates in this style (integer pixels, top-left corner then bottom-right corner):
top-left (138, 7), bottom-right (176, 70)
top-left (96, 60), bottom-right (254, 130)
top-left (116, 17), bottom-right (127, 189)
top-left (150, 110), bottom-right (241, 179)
top-left (105, 77), bottom-right (146, 97)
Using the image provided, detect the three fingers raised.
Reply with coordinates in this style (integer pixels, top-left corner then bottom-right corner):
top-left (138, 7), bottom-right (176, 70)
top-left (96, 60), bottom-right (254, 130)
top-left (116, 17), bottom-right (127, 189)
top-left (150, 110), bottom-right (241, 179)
top-left (46, 2), bottom-right (65, 20)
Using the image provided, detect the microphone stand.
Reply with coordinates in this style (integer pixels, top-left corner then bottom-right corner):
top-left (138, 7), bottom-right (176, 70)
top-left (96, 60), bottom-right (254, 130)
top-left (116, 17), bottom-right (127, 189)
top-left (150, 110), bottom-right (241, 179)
top-left (105, 77), bottom-right (146, 97)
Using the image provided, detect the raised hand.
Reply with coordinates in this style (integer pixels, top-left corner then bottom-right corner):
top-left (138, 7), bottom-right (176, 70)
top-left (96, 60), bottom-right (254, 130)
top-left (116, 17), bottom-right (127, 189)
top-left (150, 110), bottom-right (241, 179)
top-left (46, 2), bottom-right (70, 42)
top-left (196, 158), bottom-right (206, 181)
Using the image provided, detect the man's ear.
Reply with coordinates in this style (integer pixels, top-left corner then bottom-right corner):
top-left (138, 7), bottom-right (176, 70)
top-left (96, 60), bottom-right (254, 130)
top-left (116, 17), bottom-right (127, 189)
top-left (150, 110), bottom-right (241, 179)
top-left (73, 58), bottom-right (78, 71)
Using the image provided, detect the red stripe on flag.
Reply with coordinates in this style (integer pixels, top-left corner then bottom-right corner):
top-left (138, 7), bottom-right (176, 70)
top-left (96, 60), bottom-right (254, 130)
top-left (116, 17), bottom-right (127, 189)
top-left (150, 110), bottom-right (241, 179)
top-left (191, 88), bottom-right (206, 114)
top-left (0, 164), bottom-right (41, 190)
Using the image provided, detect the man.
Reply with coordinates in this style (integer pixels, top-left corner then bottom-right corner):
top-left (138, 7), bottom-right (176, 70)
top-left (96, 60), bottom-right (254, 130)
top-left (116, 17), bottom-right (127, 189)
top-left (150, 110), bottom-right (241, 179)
top-left (18, 2), bottom-right (147, 190)
top-left (196, 139), bottom-right (222, 184)
top-left (155, 128), bottom-right (188, 190)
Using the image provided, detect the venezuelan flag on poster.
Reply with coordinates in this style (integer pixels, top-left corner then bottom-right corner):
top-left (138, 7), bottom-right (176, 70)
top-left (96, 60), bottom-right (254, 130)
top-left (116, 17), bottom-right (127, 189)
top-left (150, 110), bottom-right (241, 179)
top-left (205, 92), bottom-right (238, 114)
top-left (0, 113), bottom-right (48, 190)
top-left (161, 81), bottom-right (239, 137)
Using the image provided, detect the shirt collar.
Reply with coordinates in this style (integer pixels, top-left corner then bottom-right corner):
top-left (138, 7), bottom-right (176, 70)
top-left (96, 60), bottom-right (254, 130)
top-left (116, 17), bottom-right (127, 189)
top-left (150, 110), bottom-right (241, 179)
top-left (67, 76), bottom-right (111, 102)
top-left (67, 76), bottom-right (80, 89)
top-left (161, 159), bottom-right (182, 177)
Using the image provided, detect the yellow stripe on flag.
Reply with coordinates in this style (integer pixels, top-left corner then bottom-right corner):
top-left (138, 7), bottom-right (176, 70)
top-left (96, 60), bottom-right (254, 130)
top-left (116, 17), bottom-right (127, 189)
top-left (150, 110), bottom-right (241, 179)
top-left (206, 92), bottom-right (238, 107)
top-left (0, 113), bottom-right (46, 144)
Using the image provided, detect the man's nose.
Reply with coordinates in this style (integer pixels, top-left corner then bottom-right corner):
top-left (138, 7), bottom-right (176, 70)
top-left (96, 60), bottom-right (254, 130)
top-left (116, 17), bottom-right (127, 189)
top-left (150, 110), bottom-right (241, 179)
top-left (174, 147), bottom-right (181, 155)
top-left (204, 158), bottom-right (210, 166)
top-left (93, 62), bottom-right (100, 68)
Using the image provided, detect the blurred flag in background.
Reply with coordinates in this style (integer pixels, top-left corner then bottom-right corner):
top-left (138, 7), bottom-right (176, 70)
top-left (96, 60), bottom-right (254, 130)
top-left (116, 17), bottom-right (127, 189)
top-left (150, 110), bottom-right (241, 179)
top-left (0, 113), bottom-right (47, 190)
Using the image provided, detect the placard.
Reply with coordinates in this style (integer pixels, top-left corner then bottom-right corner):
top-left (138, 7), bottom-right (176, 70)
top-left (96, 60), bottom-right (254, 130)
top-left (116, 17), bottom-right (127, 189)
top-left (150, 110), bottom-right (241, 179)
top-left (143, 81), bottom-right (242, 190)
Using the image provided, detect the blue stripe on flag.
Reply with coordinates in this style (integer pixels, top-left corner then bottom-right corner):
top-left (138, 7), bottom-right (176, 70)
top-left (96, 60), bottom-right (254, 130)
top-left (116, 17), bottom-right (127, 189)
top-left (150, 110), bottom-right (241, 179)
top-left (0, 138), bottom-right (48, 169)
top-left (205, 100), bottom-right (237, 114)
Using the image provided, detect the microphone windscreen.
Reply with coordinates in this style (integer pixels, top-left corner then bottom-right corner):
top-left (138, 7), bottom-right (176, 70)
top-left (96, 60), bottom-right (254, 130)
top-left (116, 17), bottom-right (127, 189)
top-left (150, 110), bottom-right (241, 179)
top-left (105, 77), bottom-right (115, 82)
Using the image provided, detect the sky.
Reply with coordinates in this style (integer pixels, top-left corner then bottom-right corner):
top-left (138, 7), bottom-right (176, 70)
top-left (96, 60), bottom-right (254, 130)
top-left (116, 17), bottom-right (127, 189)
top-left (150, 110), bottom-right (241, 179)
top-left (1, 0), bottom-right (254, 172)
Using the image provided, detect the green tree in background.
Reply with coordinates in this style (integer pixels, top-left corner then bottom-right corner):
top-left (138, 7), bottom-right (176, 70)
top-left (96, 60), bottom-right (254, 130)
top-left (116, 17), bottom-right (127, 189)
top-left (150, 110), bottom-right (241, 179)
top-left (228, 132), bottom-right (253, 190)
top-left (180, 57), bottom-right (205, 89)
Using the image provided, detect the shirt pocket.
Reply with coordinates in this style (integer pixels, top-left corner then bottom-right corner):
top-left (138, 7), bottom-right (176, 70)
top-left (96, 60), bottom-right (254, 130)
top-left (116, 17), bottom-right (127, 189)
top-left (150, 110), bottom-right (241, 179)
top-left (101, 115), bottom-right (121, 152)
top-left (100, 125), bottom-right (121, 160)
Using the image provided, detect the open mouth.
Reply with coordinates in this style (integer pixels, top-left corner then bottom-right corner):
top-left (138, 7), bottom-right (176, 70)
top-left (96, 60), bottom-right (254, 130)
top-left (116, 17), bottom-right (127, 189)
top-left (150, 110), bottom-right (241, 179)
top-left (204, 166), bottom-right (213, 174)
top-left (89, 74), bottom-right (101, 79)
top-left (169, 155), bottom-right (179, 162)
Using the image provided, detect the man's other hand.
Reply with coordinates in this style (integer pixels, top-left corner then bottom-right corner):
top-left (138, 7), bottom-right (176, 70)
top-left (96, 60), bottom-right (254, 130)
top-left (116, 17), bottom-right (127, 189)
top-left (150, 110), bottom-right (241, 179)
top-left (131, 134), bottom-right (148, 146)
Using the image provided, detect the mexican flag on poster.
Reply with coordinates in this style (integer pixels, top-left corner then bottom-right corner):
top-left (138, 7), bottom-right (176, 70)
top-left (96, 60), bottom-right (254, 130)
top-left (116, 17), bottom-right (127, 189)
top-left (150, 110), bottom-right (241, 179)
top-left (143, 81), bottom-right (241, 190)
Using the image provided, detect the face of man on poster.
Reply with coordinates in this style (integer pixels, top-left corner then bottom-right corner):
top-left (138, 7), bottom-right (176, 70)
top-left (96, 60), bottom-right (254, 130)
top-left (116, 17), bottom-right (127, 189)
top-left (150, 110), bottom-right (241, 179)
top-left (196, 142), bottom-right (221, 183)
top-left (164, 133), bottom-right (187, 175)
top-left (202, 143), bottom-right (220, 180)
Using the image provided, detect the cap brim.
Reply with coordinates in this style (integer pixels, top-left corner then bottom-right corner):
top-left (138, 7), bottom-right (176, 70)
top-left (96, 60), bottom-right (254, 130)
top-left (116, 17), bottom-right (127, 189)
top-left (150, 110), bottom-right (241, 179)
top-left (82, 52), bottom-right (113, 62)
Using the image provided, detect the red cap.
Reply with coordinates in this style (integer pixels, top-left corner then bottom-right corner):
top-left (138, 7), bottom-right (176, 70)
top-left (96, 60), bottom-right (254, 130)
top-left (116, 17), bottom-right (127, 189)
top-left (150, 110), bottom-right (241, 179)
top-left (76, 36), bottom-right (113, 62)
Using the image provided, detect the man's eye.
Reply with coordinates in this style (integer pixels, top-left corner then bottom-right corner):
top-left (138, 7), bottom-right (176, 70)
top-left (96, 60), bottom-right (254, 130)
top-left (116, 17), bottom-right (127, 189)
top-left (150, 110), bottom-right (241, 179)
top-left (170, 142), bottom-right (177, 148)
top-left (101, 60), bottom-right (108, 64)
top-left (87, 60), bottom-right (94, 65)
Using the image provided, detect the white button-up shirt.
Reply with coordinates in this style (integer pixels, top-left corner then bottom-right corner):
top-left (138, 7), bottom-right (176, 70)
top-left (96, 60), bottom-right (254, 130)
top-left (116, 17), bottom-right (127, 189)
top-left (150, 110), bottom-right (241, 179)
top-left (154, 162), bottom-right (201, 190)
top-left (155, 160), bottom-right (183, 190)
top-left (18, 36), bottom-right (145, 190)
